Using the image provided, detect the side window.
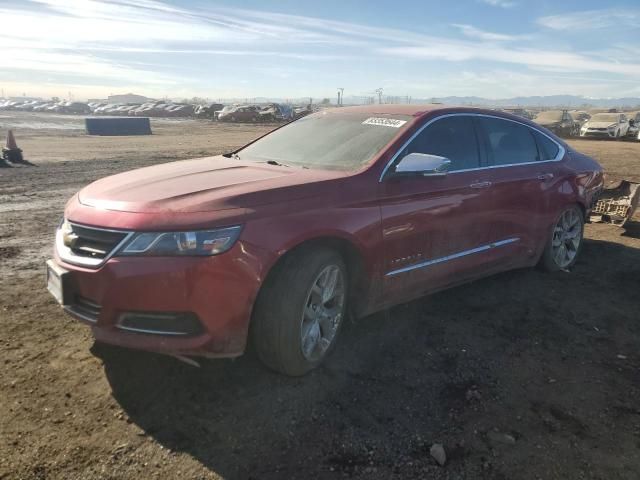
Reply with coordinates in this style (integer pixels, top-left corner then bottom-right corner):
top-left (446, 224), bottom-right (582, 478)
top-left (533, 130), bottom-right (560, 161)
top-left (478, 117), bottom-right (539, 165)
top-left (403, 116), bottom-right (480, 171)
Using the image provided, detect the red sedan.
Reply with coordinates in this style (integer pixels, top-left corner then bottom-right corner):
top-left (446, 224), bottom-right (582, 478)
top-left (47, 105), bottom-right (604, 375)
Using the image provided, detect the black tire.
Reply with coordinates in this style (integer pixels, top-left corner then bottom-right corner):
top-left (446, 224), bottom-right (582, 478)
top-left (538, 205), bottom-right (584, 272)
top-left (251, 247), bottom-right (348, 376)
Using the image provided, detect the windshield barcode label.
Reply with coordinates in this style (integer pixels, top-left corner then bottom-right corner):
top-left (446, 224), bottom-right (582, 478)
top-left (362, 117), bottom-right (407, 128)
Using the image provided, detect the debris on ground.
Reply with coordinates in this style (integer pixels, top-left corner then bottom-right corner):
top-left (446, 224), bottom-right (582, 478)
top-left (430, 443), bottom-right (447, 466)
top-left (487, 431), bottom-right (517, 445)
top-left (591, 180), bottom-right (640, 226)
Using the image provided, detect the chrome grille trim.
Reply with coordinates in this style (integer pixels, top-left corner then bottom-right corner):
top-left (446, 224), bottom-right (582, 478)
top-left (115, 325), bottom-right (190, 336)
top-left (56, 221), bottom-right (133, 268)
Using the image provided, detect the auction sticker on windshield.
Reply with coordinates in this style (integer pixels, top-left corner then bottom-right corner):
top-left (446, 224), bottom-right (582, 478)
top-left (362, 117), bottom-right (407, 128)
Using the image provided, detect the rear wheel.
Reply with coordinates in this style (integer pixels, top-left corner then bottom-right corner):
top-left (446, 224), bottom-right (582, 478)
top-left (252, 248), bottom-right (347, 376)
top-left (539, 205), bottom-right (584, 271)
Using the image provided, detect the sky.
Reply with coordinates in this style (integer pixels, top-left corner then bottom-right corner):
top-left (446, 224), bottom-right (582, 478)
top-left (1, 0), bottom-right (639, 101)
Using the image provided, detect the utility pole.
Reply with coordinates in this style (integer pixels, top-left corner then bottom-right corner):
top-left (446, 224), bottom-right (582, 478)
top-left (337, 88), bottom-right (344, 106)
top-left (375, 88), bottom-right (383, 104)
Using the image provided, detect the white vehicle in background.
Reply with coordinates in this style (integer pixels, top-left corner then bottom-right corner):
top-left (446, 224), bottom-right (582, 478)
top-left (580, 113), bottom-right (630, 139)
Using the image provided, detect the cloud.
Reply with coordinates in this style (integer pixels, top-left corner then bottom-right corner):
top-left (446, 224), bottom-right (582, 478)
top-left (378, 42), bottom-right (640, 76)
top-left (1, 0), bottom-right (639, 99)
top-left (538, 9), bottom-right (640, 30)
top-left (478, 0), bottom-right (516, 8)
top-left (451, 24), bottom-right (518, 41)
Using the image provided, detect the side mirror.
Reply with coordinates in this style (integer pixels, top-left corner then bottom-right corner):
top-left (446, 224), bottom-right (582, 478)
top-left (393, 153), bottom-right (451, 177)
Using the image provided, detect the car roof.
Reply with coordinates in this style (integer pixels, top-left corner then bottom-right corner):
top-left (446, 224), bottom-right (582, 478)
top-left (328, 104), bottom-right (527, 120)
top-left (329, 104), bottom-right (450, 117)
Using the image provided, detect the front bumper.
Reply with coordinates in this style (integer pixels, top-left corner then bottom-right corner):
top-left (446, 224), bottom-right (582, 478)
top-left (49, 242), bottom-right (267, 358)
top-left (580, 129), bottom-right (616, 138)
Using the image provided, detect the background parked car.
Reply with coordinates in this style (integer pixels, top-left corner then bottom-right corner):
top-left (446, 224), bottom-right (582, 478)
top-left (626, 111), bottom-right (640, 139)
top-left (534, 110), bottom-right (579, 138)
top-left (218, 105), bottom-right (262, 122)
top-left (570, 110), bottom-right (591, 124)
top-left (194, 103), bottom-right (224, 119)
top-left (61, 102), bottom-right (92, 114)
top-left (580, 112), bottom-right (630, 139)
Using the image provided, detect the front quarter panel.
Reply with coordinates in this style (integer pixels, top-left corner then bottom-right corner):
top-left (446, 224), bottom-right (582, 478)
top-left (240, 177), bottom-right (384, 314)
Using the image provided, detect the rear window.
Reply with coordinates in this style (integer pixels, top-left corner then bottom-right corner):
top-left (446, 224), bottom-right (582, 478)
top-left (478, 117), bottom-right (538, 165)
top-left (533, 131), bottom-right (560, 161)
top-left (239, 111), bottom-right (412, 171)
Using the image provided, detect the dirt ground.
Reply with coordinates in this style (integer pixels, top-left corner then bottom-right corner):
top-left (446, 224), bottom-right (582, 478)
top-left (1, 111), bottom-right (639, 480)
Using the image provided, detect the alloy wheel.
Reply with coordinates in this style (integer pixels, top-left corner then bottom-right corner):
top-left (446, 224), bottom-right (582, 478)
top-left (300, 264), bottom-right (345, 362)
top-left (551, 209), bottom-right (582, 268)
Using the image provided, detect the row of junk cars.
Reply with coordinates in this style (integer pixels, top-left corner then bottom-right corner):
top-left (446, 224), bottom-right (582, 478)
top-left (1, 98), bottom-right (639, 137)
top-left (503, 108), bottom-right (640, 141)
top-left (0, 99), bottom-right (312, 122)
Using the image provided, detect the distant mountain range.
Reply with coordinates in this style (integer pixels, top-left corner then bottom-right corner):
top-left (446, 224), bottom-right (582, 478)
top-left (421, 95), bottom-right (640, 108)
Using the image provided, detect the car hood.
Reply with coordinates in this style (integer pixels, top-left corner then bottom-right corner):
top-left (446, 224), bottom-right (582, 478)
top-left (585, 121), bottom-right (616, 129)
top-left (78, 156), bottom-right (347, 213)
top-left (538, 120), bottom-right (561, 127)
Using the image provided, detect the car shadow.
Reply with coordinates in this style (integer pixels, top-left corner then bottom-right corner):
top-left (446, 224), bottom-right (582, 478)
top-left (622, 220), bottom-right (640, 239)
top-left (96, 237), bottom-right (640, 479)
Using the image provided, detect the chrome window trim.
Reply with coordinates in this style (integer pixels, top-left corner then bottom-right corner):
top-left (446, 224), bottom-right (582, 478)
top-left (385, 237), bottom-right (520, 277)
top-left (378, 113), bottom-right (565, 182)
top-left (56, 221), bottom-right (134, 268)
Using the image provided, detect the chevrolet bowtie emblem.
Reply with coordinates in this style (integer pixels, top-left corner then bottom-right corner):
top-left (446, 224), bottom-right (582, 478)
top-left (62, 231), bottom-right (79, 248)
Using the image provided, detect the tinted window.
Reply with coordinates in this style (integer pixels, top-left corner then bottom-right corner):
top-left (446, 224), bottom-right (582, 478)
top-left (533, 131), bottom-right (560, 161)
top-left (402, 116), bottom-right (480, 171)
top-left (478, 117), bottom-right (538, 165)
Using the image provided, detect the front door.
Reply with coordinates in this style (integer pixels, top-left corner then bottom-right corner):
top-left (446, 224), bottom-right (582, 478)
top-left (379, 115), bottom-right (498, 304)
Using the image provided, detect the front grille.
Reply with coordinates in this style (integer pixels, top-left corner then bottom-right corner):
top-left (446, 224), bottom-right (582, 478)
top-left (57, 221), bottom-right (131, 268)
top-left (66, 296), bottom-right (102, 323)
top-left (66, 224), bottom-right (127, 260)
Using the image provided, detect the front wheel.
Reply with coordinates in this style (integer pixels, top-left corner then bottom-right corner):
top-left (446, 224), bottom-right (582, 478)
top-left (539, 205), bottom-right (584, 271)
top-left (252, 248), bottom-right (348, 376)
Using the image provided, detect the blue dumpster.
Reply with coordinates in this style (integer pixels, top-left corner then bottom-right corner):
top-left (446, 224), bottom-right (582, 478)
top-left (85, 117), bottom-right (152, 136)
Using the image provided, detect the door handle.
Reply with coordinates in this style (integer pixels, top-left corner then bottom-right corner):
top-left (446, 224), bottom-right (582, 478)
top-left (537, 173), bottom-right (554, 181)
top-left (469, 181), bottom-right (492, 189)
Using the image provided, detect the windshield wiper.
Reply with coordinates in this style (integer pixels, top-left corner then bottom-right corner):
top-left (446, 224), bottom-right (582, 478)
top-left (223, 152), bottom-right (241, 160)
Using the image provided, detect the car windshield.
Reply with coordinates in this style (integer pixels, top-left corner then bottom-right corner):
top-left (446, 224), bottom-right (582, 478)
top-left (536, 111), bottom-right (563, 121)
top-left (239, 111), bottom-right (412, 171)
top-left (591, 113), bottom-right (619, 122)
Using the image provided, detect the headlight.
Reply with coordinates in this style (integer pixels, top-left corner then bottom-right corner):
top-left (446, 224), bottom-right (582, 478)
top-left (608, 124), bottom-right (617, 131)
top-left (118, 226), bottom-right (242, 256)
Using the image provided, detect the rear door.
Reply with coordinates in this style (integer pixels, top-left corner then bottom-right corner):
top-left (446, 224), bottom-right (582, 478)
top-left (379, 115), bottom-right (498, 304)
top-left (475, 116), bottom-right (562, 265)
